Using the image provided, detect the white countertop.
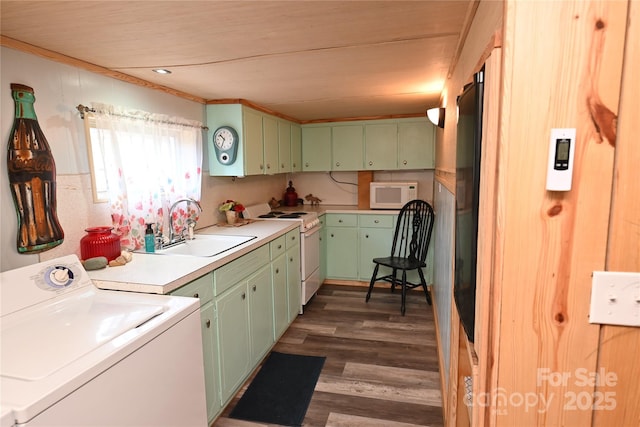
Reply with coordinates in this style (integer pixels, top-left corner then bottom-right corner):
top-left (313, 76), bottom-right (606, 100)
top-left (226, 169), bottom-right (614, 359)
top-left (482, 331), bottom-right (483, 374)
top-left (88, 205), bottom-right (398, 295)
top-left (88, 220), bottom-right (298, 295)
top-left (276, 204), bottom-right (400, 215)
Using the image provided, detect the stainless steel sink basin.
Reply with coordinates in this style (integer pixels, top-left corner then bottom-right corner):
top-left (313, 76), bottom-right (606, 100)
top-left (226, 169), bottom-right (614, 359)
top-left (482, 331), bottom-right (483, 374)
top-left (153, 234), bottom-right (257, 257)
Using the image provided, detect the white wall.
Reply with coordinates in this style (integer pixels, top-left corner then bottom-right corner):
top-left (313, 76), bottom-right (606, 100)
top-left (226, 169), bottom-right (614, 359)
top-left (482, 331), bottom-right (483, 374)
top-left (0, 47), bottom-right (287, 271)
top-left (289, 170), bottom-right (434, 206)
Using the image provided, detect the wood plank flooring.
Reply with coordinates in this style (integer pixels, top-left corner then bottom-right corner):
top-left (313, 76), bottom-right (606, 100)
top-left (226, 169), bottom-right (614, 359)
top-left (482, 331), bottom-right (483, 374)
top-left (213, 284), bottom-right (444, 427)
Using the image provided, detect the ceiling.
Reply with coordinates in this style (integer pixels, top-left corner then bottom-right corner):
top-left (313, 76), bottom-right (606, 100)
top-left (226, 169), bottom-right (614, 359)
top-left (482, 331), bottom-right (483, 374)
top-left (0, 1), bottom-right (474, 122)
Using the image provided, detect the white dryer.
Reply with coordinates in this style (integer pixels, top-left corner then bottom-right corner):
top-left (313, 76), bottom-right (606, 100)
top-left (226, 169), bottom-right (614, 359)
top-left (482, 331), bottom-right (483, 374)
top-left (0, 255), bottom-right (207, 427)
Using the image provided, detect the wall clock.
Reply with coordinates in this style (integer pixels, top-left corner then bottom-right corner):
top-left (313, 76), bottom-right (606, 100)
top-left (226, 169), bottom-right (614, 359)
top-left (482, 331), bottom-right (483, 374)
top-left (212, 125), bottom-right (239, 165)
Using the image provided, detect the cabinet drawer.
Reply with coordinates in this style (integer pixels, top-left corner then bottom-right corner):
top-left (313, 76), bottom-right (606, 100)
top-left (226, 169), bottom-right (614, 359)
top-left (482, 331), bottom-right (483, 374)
top-left (171, 273), bottom-right (213, 305)
top-left (358, 214), bottom-right (393, 228)
top-left (270, 235), bottom-right (286, 260)
top-left (326, 214), bottom-right (358, 227)
top-left (285, 229), bottom-right (299, 249)
top-left (214, 245), bottom-right (269, 296)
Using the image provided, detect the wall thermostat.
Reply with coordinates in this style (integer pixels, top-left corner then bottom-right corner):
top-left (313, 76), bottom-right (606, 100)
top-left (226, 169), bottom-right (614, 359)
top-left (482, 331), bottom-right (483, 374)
top-left (546, 128), bottom-right (576, 191)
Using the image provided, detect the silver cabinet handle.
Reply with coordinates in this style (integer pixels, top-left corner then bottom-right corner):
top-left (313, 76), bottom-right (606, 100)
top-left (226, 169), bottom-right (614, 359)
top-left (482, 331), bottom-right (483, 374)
top-left (281, 163), bottom-right (285, 169)
top-left (369, 161), bottom-right (373, 166)
top-left (205, 319), bottom-right (211, 328)
top-left (242, 292), bottom-right (246, 300)
top-left (293, 163), bottom-right (296, 168)
top-left (259, 164), bottom-right (264, 170)
top-left (336, 161), bottom-right (340, 167)
top-left (275, 268), bottom-right (279, 274)
top-left (374, 220), bottom-right (379, 223)
top-left (305, 162), bottom-right (309, 167)
top-left (266, 163), bottom-right (271, 169)
top-left (289, 257), bottom-right (293, 262)
top-left (193, 292), bottom-right (199, 298)
top-left (278, 244), bottom-right (282, 249)
top-left (253, 285), bottom-right (257, 291)
top-left (338, 219), bottom-right (343, 223)
top-left (403, 160), bottom-right (408, 165)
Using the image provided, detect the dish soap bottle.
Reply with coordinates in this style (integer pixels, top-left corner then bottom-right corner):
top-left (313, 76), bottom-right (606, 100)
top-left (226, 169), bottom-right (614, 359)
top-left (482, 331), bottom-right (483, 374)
top-left (144, 223), bottom-right (155, 253)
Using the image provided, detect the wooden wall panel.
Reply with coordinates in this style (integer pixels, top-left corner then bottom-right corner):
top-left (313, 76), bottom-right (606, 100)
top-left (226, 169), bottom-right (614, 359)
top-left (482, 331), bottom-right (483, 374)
top-left (494, 1), bottom-right (627, 426)
top-left (592, 1), bottom-right (640, 425)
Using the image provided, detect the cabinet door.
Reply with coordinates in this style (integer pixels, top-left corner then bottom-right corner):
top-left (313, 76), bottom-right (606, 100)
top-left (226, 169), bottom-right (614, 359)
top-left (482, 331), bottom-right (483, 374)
top-left (359, 227), bottom-right (394, 281)
top-left (291, 124), bottom-right (302, 172)
top-left (244, 109), bottom-right (264, 175)
top-left (272, 255), bottom-right (288, 340)
top-left (365, 123), bottom-right (398, 170)
top-left (326, 227), bottom-right (359, 279)
top-left (302, 126), bottom-right (332, 171)
top-left (318, 216), bottom-right (327, 285)
top-left (263, 115), bottom-right (278, 174)
top-left (278, 120), bottom-right (292, 173)
top-left (249, 265), bottom-right (274, 365)
top-left (287, 244), bottom-right (301, 322)
top-left (398, 121), bottom-right (435, 169)
top-left (332, 125), bottom-right (363, 170)
top-left (200, 302), bottom-right (222, 422)
top-left (216, 283), bottom-right (250, 404)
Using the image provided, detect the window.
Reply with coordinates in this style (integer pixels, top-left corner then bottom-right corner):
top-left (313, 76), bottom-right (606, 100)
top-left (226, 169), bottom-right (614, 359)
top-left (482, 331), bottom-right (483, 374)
top-left (84, 103), bottom-right (203, 250)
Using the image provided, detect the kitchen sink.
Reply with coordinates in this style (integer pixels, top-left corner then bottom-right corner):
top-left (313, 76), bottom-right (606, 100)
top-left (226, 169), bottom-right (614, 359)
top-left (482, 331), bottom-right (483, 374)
top-left (152, 234), bottom-right (257, 257)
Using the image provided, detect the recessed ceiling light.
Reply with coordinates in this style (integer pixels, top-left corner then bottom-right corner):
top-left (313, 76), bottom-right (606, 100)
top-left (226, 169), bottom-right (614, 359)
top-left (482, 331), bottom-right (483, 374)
top-left (153, 69), bottom-right (172, 74)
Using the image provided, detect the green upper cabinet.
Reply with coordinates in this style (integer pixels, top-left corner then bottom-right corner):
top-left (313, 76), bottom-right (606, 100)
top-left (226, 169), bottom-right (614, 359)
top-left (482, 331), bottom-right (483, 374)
top-left (207, 104), bottom-right (297, 176)
top-left (244, 108), bottom-right (264, 175)
top-left (398, 120), bottom-right (435, 169)
top-left (301, 126), bottom-right (332, 171)
top-left (332, 125), bottom-right (363, 171)
top-left (290, 124), bottom-right (302, 172)
top-left (364, 123), bottom-right (398, 170)
top-left (262, 115), bottom-right (278, 174)
top-left (278, 119), bottom-right (292, 173)
top-left (300, 118), bottom-right (435, 172)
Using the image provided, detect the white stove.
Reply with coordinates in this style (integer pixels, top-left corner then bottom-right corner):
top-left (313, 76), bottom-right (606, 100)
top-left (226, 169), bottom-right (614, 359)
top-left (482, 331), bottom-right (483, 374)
top-left (243, 203), bottom-right (320, 232)
top-left (244, 204), bottom-right (322, 312)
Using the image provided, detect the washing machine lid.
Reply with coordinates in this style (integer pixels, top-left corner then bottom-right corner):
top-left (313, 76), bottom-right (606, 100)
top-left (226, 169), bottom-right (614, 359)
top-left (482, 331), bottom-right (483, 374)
top-left (1, 287), bottom-right (164, 381)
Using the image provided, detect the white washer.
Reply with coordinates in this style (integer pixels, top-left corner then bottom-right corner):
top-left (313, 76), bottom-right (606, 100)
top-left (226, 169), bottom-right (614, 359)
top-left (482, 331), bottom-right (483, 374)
top-left (0, 255), bottom-right (207, 427)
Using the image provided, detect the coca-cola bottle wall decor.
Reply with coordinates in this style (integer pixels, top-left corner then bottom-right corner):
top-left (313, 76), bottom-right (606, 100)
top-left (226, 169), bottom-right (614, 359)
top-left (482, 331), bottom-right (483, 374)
top-left (7, 83), bottom-right (64, 253)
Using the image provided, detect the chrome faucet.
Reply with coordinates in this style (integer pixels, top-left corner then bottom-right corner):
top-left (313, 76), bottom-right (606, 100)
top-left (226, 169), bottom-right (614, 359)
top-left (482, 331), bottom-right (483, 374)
top-left (168, 198), bottom-right (203, 244)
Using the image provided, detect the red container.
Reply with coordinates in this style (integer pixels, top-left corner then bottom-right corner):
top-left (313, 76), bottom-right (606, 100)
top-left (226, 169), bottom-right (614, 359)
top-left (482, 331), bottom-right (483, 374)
top-left (80, 227), bottom-right (121, 261)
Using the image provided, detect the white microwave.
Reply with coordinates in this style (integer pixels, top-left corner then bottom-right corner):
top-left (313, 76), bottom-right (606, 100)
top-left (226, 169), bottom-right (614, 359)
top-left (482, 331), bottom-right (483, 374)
top-left (369, 182), bottom-right (418, 209)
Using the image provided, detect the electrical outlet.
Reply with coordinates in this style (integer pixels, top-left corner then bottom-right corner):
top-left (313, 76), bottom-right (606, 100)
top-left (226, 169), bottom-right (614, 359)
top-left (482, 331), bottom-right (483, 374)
top-left (589, 271), bottom-right (640, 327)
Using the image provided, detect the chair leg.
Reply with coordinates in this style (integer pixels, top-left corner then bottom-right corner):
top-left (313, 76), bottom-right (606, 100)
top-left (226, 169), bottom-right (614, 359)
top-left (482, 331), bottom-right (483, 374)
top-left (366, 264), bottom-right (380, 302)
top-left (417, 268), bottom-right (432, 306)
top-left (390, 268), bottom-right (398, 293)
top-left (401, 270), bottom-right (407, 316)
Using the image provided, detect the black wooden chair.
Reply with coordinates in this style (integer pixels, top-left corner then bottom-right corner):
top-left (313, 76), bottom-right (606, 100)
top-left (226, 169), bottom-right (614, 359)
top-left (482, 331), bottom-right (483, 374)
top-left (365, 199), bottom-right (435, 315)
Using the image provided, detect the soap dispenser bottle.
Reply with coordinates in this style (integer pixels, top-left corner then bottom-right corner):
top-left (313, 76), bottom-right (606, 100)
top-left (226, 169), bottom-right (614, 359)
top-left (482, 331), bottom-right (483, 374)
top-left (144, 223), bottom-right (155, 253)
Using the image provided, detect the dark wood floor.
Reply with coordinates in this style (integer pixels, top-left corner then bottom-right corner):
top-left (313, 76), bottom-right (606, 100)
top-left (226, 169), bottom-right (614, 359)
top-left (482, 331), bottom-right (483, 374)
top-left (214, 284), bottom-right (444, 427)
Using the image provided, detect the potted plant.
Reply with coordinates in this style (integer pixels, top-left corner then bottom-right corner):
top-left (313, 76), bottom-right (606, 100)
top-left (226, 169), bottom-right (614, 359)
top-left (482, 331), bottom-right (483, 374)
top-left (218, 200), bottom-right (245, 224)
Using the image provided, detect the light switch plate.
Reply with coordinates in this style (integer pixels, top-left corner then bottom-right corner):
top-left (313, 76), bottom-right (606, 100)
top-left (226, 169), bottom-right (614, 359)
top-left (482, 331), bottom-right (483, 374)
top-left (589, 271), bottom-right (640, 326)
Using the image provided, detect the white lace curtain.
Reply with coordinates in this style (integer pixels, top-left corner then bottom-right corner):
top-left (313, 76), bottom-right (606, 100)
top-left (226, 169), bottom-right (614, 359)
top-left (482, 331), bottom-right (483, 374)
top-left (89, 103), bottom-right (203, 250)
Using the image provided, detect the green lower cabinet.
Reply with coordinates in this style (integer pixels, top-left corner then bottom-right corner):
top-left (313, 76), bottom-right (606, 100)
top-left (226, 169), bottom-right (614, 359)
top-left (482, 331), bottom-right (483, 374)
top-left (170, 273), bottom-right (220, 423)
top-left (216, 281), bottom-right (251, 404)
top-left (199, 302), bottom-right (221, 422)
top-left (326, 226), bottom-right (359, 280)
top-left (271, 254), bottom-right (288, 340)
top-left (286, 244), bottom-right (301, 321)
top-left (358, 227), bottom-right (394, 281)
top-left (248, 265), bottom-right (275, 366)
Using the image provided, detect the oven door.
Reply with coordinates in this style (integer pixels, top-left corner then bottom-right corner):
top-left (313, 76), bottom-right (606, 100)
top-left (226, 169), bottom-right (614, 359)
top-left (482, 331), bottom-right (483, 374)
top-left (301, 226), bottom-right (320, 280)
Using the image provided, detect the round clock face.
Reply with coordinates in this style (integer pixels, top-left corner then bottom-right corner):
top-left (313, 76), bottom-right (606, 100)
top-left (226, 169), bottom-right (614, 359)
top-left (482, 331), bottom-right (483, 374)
top-left (214, 127), bottom-right (236, 150)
